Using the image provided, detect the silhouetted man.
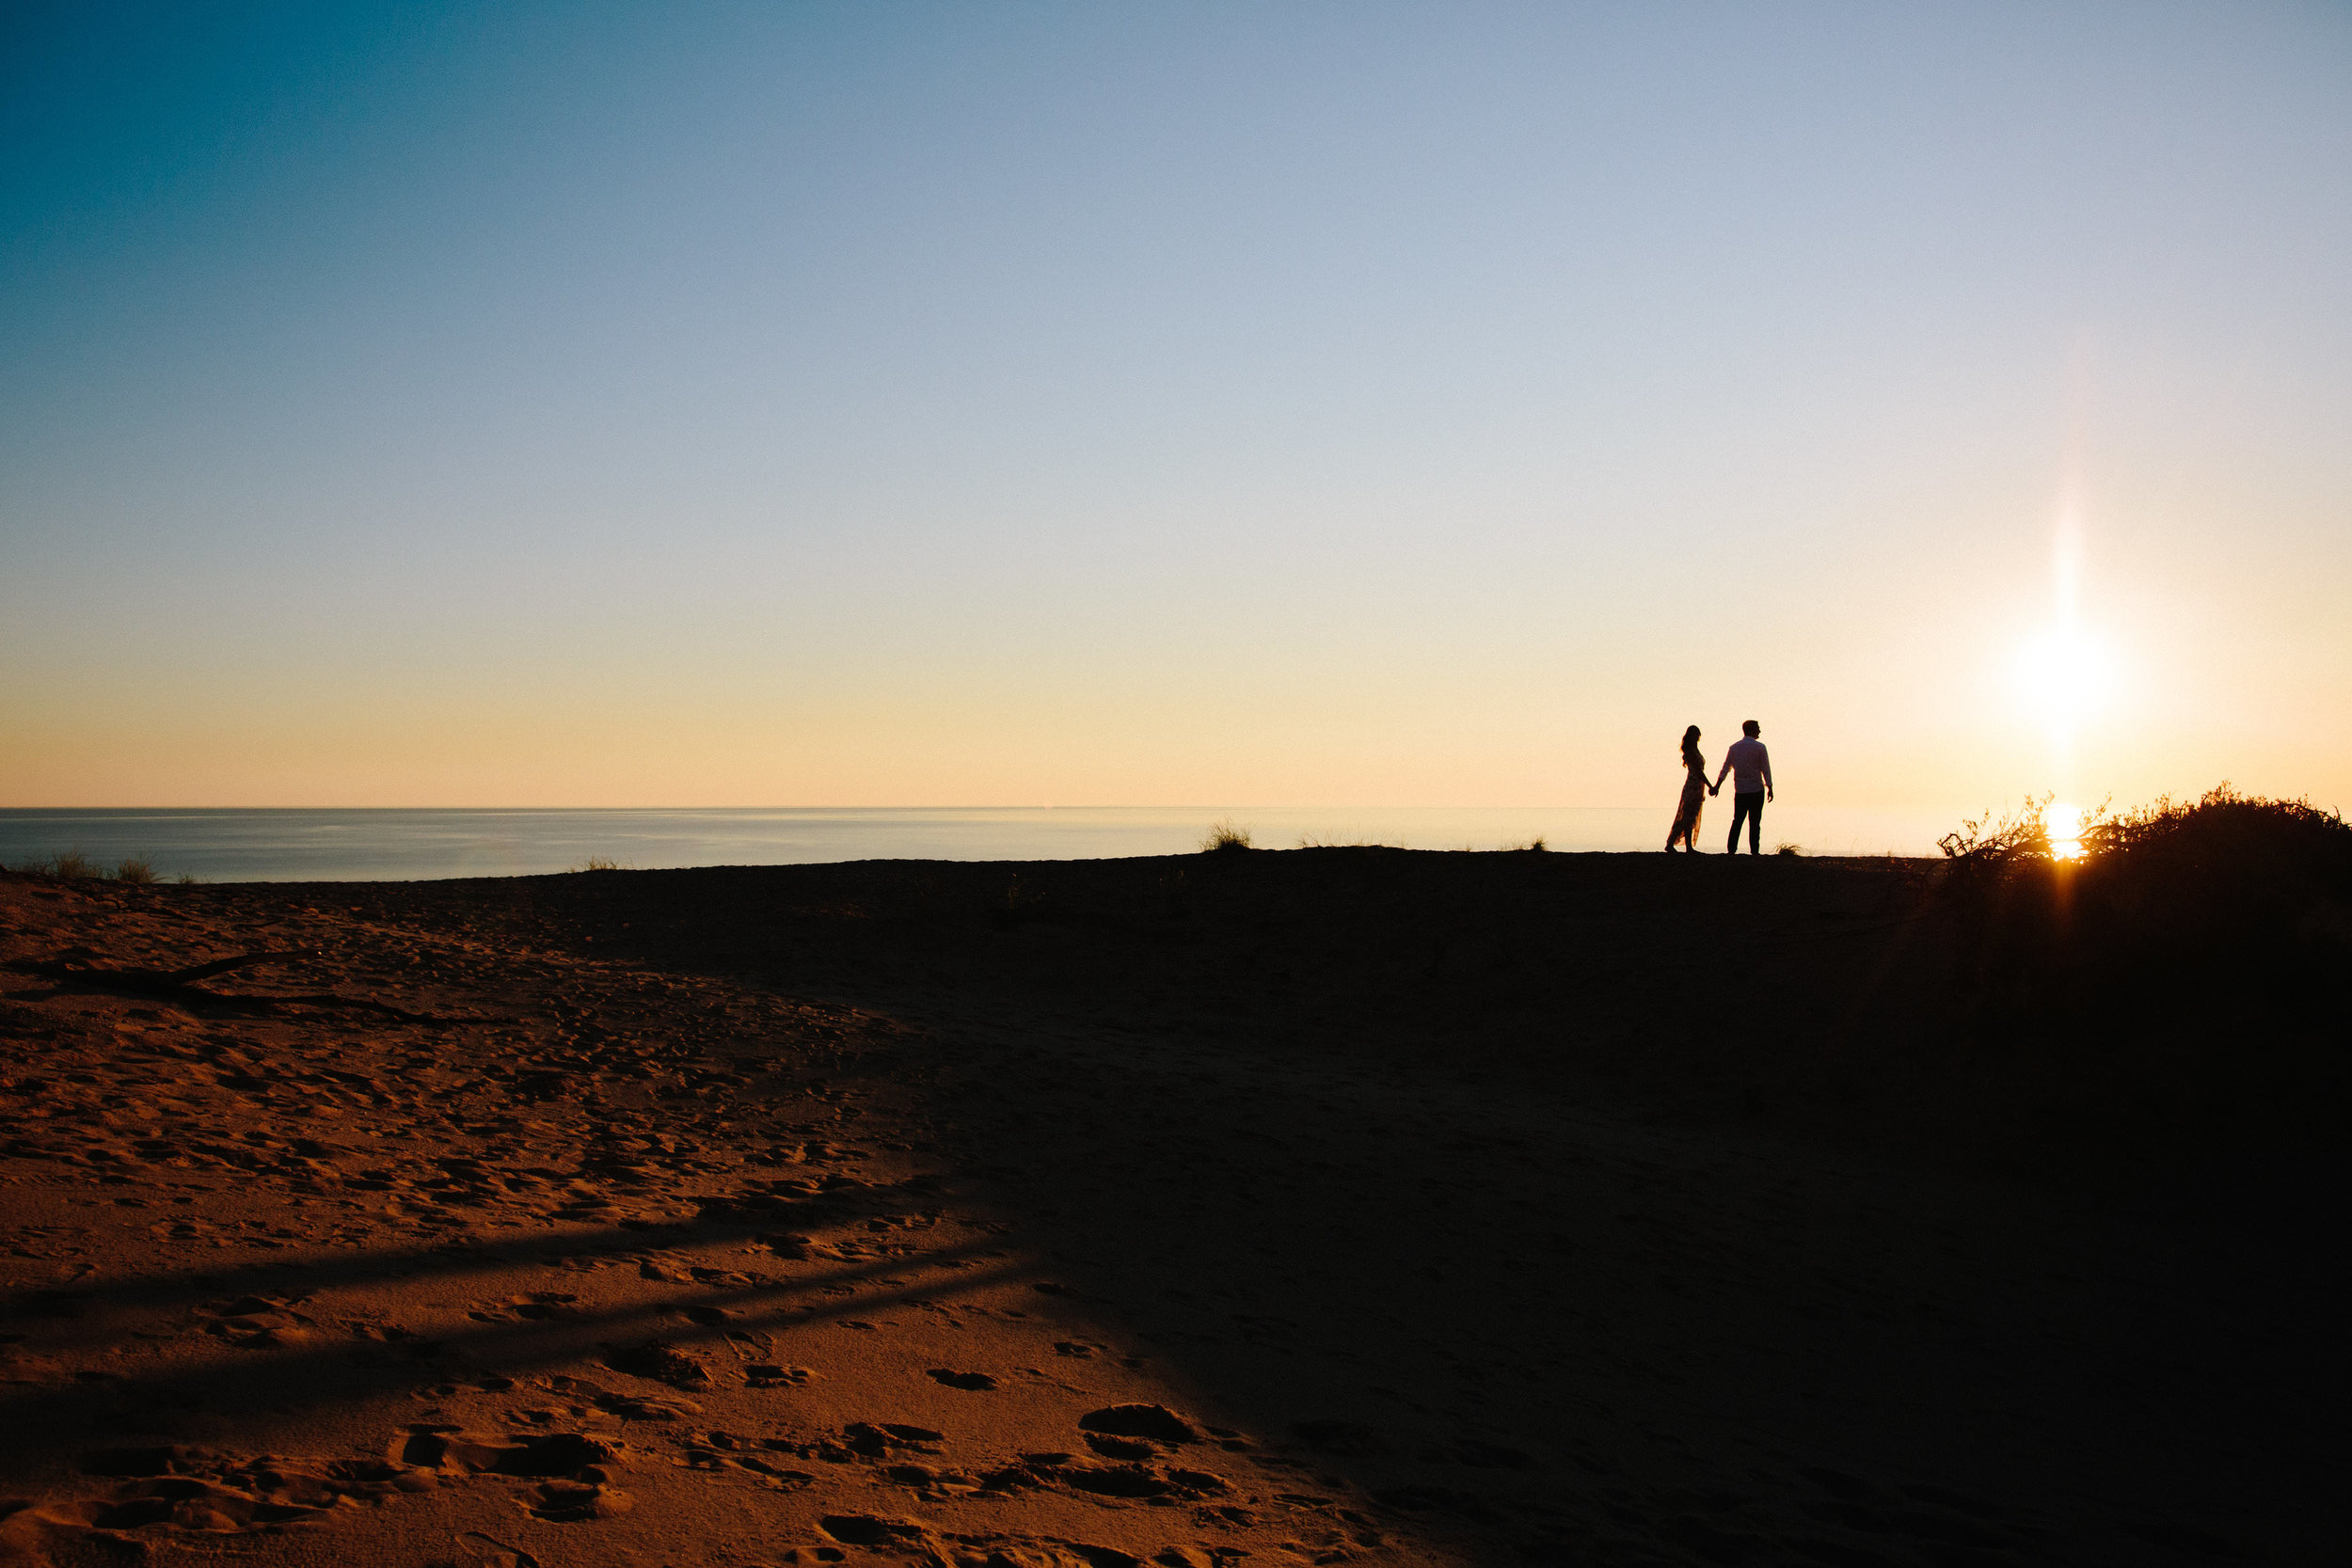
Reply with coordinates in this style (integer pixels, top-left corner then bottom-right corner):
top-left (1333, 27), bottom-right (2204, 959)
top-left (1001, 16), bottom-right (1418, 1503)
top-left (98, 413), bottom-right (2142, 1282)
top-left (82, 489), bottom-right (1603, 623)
top-left (1713, 719), bottom-right (1773, 855)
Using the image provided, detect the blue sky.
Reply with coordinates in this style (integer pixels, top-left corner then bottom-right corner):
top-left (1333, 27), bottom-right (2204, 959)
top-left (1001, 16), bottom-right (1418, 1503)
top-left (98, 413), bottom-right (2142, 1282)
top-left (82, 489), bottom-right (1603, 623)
top-left (5, 3), bottom-right (2348, 809)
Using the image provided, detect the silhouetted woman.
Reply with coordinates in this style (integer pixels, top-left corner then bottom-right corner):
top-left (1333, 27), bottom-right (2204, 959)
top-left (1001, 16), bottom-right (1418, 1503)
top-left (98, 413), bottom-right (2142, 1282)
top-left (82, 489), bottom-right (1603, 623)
top-left (1666, 725), bottom-right (1715, 852)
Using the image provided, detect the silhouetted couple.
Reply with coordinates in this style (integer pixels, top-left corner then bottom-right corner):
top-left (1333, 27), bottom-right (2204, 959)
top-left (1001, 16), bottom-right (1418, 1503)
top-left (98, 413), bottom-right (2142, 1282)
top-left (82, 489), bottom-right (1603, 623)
top-left (1666, 720), bottom-right (1774, 854)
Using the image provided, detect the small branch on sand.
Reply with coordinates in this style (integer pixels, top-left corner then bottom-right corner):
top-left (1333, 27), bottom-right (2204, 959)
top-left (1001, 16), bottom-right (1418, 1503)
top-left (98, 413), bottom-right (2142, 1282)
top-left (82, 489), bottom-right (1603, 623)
top-left (14, 949), bottom-right (315, 999)
top-left (163, 951), bottom-right (313, 986)
top-left (9, 950), bottom-right (505, 1024)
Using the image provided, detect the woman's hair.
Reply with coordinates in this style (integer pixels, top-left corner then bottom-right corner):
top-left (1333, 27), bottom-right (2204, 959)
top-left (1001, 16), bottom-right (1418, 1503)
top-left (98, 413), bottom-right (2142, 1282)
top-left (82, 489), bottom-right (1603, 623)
top-left (1680, 725), bottom-right (1703, 769)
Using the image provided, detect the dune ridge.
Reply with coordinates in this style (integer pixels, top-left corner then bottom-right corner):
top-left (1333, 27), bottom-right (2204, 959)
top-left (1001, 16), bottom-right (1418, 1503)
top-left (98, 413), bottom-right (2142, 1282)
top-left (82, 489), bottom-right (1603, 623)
top-left (1, 851), bottom-right (2343, 1567)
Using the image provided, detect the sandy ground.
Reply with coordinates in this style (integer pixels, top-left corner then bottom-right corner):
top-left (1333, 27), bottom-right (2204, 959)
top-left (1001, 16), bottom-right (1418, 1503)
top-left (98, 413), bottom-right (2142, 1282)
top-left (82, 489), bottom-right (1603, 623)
top-left (0, 853), bottom-right (2343, 1568)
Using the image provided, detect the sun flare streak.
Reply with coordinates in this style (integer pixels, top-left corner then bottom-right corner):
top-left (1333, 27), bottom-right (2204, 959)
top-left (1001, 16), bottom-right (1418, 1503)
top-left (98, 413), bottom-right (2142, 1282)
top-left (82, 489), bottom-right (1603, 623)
top-left (2013, 470), bottom-right (2119, 795)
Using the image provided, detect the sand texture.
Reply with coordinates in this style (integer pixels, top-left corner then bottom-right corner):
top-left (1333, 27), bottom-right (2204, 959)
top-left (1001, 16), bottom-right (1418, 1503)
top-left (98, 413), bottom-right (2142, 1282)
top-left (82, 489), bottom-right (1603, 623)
top-left (0, 851), bottom-right (2342, 1567)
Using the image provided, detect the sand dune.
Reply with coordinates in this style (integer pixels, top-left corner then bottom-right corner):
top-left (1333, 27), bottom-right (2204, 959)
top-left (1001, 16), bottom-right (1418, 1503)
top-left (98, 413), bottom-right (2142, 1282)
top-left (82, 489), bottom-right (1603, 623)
top-left (1, 853), bottom-right (2342, 1566)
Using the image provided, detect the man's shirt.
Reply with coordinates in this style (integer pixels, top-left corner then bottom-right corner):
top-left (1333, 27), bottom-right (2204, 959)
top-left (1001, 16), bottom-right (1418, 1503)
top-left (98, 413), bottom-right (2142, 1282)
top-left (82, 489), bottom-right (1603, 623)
top-left (1717, 736), bottom-right (1772, 795)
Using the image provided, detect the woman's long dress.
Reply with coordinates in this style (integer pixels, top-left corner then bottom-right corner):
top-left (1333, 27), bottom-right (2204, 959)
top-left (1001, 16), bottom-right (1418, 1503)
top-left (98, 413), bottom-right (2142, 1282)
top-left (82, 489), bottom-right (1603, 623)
top-left (1668, 762), bottom-right (1708, 847)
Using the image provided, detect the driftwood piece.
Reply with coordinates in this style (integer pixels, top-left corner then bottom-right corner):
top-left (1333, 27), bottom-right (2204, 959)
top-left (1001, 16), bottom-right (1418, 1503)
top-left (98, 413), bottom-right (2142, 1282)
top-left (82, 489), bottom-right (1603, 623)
top-left (8, 950), bottom-right (499, 1024)
top-left (163, 951), bottom-right (310, 986)
top-left (16, 949), bottom-right (311, 1000)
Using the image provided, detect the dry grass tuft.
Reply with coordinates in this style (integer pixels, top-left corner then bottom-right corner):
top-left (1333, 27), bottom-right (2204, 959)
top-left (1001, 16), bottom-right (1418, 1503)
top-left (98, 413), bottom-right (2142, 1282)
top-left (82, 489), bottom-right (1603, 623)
top-left (1200, 820), bottom-right (1254, 853)
top-left (1773, 842), bottom-right (1803, 857)
top-left (14, 850), bottom-right (182, 883)
top-left (572, 856), bottom-right (623, 873)
top-left (15, 849), bottom-right (102, 879)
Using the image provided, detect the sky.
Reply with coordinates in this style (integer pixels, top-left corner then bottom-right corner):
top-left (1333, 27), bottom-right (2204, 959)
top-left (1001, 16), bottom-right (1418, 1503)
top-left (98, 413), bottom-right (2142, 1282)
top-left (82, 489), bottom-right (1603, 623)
top-left (4, 2), bottom-right (2348, 816)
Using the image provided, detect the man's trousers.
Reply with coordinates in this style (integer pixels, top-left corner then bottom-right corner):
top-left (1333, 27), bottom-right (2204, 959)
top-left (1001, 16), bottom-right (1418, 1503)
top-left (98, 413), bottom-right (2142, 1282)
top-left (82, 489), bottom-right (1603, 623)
top-left (1728, 791), bottom-right (1765, 855)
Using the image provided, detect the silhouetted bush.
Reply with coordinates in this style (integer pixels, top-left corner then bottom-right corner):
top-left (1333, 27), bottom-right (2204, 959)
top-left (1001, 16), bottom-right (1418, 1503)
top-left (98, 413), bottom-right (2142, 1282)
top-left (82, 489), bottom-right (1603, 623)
top-left (1938, 794), bottom-right (2061, 879)
top-left (1947, 785), bottom-right (2352, 1031)
top-left (2075, 786), bottom-right (2351, 1009)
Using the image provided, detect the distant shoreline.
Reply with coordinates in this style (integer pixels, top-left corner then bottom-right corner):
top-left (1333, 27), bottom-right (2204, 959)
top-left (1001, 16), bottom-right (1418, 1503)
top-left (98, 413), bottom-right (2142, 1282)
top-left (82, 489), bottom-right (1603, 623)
top-left (0, 803), bottom-right (1957, 882)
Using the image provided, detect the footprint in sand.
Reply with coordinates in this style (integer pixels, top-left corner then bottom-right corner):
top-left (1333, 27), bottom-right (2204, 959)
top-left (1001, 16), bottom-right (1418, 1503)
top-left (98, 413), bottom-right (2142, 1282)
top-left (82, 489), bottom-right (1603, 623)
top-left (535, 1373), bottom-right (696, 1418)
top-left (766, 1422), bottom-right (945, 1465)
top-left (601, 1339), bottom-right (712, 1388)
top-left (461, 1529), bottom-right (545, 1567)
top-left (1079, 1403), bottom-right (1199, 1443)
top-left (523, 1480), bottom-right (632, 1521)
top-left (62, 1445), bottom-right (437, 1542)
top-left (1084, 1433), bottom-right (1160, 1461)
top-left (469, 1291), bottom-right (580, 1323)
top-left (196, 1294), bottom-right (317, 1348)
top-left (818, 1513), bottom-right (928, 1546)
top-left (392, 1428), bottom-right (633, 1519)
top-left (927, 1368), bottom-right (998, 1390)
top-left (396, 1428), bottom-right (619, 1478)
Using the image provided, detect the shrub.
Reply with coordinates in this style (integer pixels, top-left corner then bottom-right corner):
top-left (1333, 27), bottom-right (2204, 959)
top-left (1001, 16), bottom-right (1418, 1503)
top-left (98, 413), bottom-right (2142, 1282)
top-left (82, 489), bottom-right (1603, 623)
top-left (1944, 784), bottom-right (2352, 1029)
top-left (1200, 820), bottom-right (1254, 853)
top-left (175, 873), bottom-right (199, 886)
top-left (2074, 784), bottom-right (2350, 991)
top-left (1935, 794), bottom-right (2109, 909)
top-left (114, 857), bottom-right (157, 884)
top-left (1938, 794), bottom-right (2058, 874)
top-left (2086, 782), bottom-right (2344, 862)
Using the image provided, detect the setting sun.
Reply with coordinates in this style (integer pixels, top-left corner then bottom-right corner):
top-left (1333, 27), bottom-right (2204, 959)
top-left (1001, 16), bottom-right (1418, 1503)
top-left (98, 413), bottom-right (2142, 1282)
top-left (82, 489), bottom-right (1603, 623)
top-left (2014, 626), bottom-right (2118, 732)
top-left (2046, 800), bottom-right (2087, 860)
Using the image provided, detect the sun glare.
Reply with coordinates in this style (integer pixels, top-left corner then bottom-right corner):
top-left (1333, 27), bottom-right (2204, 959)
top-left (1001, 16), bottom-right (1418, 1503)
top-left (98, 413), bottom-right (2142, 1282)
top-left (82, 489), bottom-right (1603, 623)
top-left (2013, 626), bottom-right (2117, 732)
top-left (2012, 467), bottom-right (2122, 785)
top-left (2046, 800), bottom-right (2086, 861)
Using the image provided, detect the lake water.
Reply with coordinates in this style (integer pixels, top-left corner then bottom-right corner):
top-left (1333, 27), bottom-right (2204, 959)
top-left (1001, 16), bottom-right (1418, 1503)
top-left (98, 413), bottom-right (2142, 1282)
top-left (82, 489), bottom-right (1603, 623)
top-left (0, 806), bottom-right (1953, 883)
